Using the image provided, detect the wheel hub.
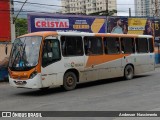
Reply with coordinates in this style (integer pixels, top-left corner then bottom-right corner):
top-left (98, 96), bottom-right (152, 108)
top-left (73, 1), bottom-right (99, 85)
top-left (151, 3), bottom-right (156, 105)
top-left (67, 76), bottom-right (74, 86)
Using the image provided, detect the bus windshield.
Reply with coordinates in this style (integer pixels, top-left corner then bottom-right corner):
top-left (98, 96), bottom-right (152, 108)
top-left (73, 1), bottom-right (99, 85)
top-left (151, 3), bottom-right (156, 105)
top-left (9, 36), bottom-right (42, 71)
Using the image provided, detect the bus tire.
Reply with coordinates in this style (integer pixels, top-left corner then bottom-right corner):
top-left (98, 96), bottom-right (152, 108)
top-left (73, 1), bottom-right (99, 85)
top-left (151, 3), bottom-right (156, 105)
top-left (39, 87), bottom-right (49, 90)
top-left (63, 72), bottom-right (77, 91)
top-left (124, 65), bottom-right (134, 80)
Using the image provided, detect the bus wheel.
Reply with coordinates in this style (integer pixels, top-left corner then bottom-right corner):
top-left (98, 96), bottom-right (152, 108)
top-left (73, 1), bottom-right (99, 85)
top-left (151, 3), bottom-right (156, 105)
top-left (124, 65), bottom-right (134, 80)
top-left (63, 72), bottom-right (77, 91)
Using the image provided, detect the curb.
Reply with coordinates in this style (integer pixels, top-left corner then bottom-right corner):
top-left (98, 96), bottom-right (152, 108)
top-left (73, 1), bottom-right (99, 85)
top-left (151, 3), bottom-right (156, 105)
top-left (0, 78), bottom-right (9, 82)
top-left (155, 64), bottom-right (160, 68)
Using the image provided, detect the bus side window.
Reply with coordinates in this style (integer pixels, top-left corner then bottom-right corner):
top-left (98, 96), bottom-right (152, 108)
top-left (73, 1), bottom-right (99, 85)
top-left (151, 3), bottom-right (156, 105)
top-left (148, 38), bottom-right (154, 53)
top-left (120, 37), bottom-right (135, 54)
top-left (61, 36), bottom-right (83, 56)
top-left (84, 37), bottom-right (91, 55)
top-left (103, 38), bottom-right (108, 54)
top-left (61, 38), bottom-right (66, 55)
top-left (136, 38), bottom-right (148, 53)
top-left (42, 39), bottom-right (61, 67)
top-left (105, 37), bottom-right (120, 54)
top-left (84, 37), bottom-right (103, 55)
top-left (115, 38), bottom-right (120, 53)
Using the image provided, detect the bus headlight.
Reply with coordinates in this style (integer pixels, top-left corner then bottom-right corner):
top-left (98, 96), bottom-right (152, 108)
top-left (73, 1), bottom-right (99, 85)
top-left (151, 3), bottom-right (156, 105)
top-left (29, 71), bottom-right (38, 79)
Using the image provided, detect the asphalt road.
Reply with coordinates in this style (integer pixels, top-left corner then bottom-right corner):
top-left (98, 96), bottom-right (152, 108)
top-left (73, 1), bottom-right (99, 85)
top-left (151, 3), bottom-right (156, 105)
top-left (1, 68), bottom-right (160, 120)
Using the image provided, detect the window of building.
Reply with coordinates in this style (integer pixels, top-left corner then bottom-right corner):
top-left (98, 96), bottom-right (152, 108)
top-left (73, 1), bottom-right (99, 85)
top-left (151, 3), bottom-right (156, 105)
top-left (61, 36), bottom-right (83, 56)
top-left (121, 37), bottom-right (135, 53)
top-left (104, 37), bottom-right (120, 54)
top-left (136, 38), bottom-right (148, 53)
top-left (84, 37), bottom-right (103, 55)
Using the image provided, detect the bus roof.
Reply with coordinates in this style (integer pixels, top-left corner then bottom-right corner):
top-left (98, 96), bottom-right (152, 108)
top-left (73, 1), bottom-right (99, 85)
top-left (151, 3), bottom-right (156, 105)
top-left (19, 31), bottom-right (153, 39)
top-left (19, 31), bottom-right (58, 38)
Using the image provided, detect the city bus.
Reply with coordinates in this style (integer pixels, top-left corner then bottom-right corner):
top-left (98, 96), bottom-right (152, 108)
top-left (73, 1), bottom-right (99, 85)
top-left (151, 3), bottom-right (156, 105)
top-left (8, 31), bottom-right (155, 90)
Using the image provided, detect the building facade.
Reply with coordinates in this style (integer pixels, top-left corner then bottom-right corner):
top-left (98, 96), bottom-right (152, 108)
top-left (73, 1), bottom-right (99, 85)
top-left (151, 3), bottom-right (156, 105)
top-left (61, 0), bottom-right (117, 15)
top-left (135, 0), bottom-right (160, 17)
top-left (0, 0), bottom-right (11, 42)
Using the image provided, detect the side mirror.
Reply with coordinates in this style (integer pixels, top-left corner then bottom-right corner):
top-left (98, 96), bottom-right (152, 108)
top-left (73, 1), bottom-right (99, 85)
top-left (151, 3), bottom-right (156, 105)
top-left (5, 43), bottom-right (8, 55)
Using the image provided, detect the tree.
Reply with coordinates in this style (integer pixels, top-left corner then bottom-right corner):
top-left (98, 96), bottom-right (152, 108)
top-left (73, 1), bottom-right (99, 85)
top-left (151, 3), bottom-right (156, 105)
top-left (89, 9), bottom-right (117, 16)
top-left (15, 18), bottom-right (28, 37)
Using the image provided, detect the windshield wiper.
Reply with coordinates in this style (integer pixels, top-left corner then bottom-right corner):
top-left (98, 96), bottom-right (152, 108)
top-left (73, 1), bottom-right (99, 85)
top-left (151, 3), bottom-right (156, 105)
top-left (11, 50), bottom-right (20, 67)
top-left (20, 44), bottom-right (27, 67)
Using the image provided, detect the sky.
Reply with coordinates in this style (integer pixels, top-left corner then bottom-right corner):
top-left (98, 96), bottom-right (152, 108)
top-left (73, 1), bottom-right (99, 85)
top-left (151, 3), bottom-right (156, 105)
top-left (14, 0), bottom-right (135, 16)
top-left (14, 0), bottom-right (62, 14)
top-left (117, 0), bottom-right (135, 16)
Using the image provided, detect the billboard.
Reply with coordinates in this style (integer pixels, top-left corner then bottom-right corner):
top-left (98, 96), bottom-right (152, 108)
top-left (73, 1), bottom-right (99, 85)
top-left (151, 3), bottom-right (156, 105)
top-left (28, 14), bottom-right (160, 42)
top-left (28, 14), bottom-right (106, 33)
top-left (107, 17), bottom-right (155, 36)
top-left (0, 0), bottom-right (11, 42)
top-left (107, 17), bottom-right (128, 34)
top-left (154, 19), bottom-right (160, 41)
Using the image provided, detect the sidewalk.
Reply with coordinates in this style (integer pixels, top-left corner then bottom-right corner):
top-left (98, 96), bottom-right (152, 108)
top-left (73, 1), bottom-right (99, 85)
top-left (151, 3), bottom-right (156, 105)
top-left (0, 78), bottom-right (8, 82)
top-left (155, 64), bottom-right (160, 68)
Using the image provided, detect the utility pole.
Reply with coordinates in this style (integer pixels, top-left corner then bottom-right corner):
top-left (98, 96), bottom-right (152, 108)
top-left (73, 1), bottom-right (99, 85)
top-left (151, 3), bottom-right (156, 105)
top-left (10, 0), bottom-right (15, 41)
top-left (129, 8), bottom-right (131, 17)
top-left (13, 0), bottom-right (27, 24)
top-left (106, 0), bottom-right (108, 15)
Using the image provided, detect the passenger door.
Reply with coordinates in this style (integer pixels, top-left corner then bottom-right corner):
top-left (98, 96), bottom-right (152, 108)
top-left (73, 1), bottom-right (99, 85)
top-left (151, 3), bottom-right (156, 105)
top-left (41, 36), bottom-right (62, 87)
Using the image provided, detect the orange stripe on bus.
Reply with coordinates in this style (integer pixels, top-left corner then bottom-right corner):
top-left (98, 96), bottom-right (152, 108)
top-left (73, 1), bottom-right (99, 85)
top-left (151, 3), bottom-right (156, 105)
top-left (19, 31), bottom-right (58, 38)
top-left (86, 54), bottom-right (130, 68)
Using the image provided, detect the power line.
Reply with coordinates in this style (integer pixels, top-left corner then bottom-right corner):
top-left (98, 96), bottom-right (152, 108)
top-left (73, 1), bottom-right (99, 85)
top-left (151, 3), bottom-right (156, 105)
top-left (0, 7), bottom-right (148, 15)
top-left (1, 0), bottom-right (159, 16)
top-left (0, 0), bottom-right (154, 15)
top-left (0, 0), bottom-right (155, 8)
top-left (14, 1), bottom-right (63, 8)
top-left (11, 1), bottom-right (157, 16)
top-left (13, 0), bottom-right (27, 23)
top-left (1, 0), bottom-right (159, 7)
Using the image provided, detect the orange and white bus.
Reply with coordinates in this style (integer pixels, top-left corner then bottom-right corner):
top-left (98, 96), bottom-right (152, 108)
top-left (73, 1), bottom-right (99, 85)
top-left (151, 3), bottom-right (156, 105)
top-left (8, 31), bottom-right (155, 90)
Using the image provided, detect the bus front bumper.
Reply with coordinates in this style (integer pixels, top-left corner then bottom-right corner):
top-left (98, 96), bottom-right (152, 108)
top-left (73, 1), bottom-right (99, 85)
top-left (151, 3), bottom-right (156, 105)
top-left (9, 74), bottom-right (42, 89)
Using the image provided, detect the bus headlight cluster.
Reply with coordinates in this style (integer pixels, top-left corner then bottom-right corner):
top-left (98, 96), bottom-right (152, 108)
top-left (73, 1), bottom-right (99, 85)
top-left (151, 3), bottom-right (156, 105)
top-left (29, 71), bottom-right (38, 79)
